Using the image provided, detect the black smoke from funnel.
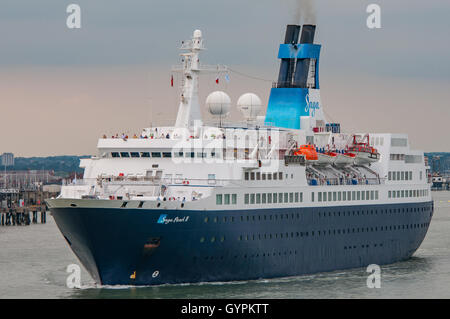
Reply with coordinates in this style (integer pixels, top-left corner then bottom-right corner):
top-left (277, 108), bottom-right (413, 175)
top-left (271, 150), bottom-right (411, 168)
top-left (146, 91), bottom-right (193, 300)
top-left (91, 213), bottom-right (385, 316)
top-left (293, 24), bottom-right (316, 88)
top-left (277, 25), bottom-right (300, 87)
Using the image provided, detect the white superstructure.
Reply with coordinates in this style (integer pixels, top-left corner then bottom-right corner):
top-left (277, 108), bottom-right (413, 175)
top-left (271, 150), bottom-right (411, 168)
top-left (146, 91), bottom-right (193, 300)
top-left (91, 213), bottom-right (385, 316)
top-left (57, 30), bottom-right (432, 213)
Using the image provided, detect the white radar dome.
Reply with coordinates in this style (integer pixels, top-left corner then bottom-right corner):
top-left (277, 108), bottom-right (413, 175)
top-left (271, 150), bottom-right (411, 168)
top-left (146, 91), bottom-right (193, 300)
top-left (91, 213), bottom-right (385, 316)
top-left (206, 91), bottom-right (231, 117)
top-left (193, 29), bottom-right (202, 38)
top-left (237, 93), bottom-right (262, 120)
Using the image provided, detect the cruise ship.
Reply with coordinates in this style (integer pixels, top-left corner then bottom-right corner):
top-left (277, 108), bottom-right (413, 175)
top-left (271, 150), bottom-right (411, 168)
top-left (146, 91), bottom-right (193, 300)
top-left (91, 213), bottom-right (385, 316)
top-left (47, 25), bottom-right (434, 286)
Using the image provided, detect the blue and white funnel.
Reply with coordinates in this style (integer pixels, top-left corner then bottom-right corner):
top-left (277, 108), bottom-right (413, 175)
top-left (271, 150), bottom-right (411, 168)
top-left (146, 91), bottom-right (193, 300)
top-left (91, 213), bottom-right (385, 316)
top-left (265, 24), bottom-right (326, 131)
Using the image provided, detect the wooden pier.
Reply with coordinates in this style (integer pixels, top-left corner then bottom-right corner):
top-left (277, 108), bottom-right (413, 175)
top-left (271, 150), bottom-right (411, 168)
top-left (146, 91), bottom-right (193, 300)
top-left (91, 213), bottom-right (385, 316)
top-left (0, 206), bottom-right (47, 226)
top-left (0, 187), bottom-right (58, 227)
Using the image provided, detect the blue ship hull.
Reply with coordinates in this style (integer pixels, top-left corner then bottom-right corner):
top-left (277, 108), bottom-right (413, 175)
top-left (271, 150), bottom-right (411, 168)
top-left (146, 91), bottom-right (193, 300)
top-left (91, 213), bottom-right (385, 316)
top-left (51, 201), bottom-right (434, 285)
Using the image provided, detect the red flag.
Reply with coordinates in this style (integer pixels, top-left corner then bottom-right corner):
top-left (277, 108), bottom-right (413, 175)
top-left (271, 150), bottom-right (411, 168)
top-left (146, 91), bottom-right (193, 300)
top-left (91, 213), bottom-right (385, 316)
top-left (171, 75), bottom-right (174, 87)
top-left (215, 77), bottom-right (219, 84)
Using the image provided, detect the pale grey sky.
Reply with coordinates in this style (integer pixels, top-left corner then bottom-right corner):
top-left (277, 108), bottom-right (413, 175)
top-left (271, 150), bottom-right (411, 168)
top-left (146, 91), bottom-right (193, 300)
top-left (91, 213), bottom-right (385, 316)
top-left (0, 0), bottom-right (449, 156)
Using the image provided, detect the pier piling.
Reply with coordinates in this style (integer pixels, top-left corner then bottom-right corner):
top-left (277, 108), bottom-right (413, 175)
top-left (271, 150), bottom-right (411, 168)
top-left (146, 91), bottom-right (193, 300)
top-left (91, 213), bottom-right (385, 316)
top-left (1, 187), bottom-right (53, 227)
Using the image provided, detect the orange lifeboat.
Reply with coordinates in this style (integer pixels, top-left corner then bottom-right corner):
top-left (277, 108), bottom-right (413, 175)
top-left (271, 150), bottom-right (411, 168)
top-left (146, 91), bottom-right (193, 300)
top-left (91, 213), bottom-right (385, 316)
top-left (293, 145), bottom-right (319, 162)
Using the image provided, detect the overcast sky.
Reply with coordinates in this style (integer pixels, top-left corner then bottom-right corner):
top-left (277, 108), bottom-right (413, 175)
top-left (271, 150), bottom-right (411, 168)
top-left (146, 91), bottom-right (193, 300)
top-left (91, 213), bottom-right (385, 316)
top-left (0, 0), bottom-right (449, 156)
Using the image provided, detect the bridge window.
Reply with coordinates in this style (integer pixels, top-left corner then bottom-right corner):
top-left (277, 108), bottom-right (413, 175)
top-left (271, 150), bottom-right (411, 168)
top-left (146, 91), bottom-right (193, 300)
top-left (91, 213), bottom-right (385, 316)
top-left (111, 152), bottom-right (120, 158)
top-left (151, 152), bottom-right (162, 158)
top-left (141, 152), bottom-right (150, 158)
top-left (120, 152), bottom-right (130, 158)
top-left (130, 152), bottom-right (140, 158)
top-left (163, 152), bottom-right (172, 158)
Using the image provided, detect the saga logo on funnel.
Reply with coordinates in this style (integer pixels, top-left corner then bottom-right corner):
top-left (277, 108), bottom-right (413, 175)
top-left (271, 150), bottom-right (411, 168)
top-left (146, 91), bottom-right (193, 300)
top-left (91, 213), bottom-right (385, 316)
top-left (305, 93), bottom-right (320, 117)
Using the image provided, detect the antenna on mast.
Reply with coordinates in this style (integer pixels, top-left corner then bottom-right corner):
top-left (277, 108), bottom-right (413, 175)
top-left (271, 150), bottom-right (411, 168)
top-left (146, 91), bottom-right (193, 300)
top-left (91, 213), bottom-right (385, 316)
top-left (172, 30), bottom-right (227, 128)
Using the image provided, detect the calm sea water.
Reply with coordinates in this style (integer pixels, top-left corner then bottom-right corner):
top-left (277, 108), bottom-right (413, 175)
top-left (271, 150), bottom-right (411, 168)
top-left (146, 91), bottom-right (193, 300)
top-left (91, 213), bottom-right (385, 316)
top-left (1, 192), bottom-right (450, 299)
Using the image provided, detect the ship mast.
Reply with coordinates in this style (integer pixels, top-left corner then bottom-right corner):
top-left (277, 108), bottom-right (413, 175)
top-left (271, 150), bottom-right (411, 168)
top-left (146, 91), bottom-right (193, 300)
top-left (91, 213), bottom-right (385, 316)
top-left (172, 30), bottom-right (227, 128)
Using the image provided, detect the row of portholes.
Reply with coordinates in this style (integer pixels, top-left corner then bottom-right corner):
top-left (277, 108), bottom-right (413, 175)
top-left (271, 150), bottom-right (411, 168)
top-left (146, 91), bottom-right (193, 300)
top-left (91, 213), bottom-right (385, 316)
top-left (344, 243), bottom-right (383, 250)
top-left (204, 212), bottom-right (302, 224)
top-left (233, 222), bottom-right (430, 242)
top-left (199, 236), bottom-right (225, 243)
top-left (203, 205), bottom-right (431, 225)
top-left (194, 250), bottom-right (299, 261)
top-left (318, 205), bottom-right (431, 218)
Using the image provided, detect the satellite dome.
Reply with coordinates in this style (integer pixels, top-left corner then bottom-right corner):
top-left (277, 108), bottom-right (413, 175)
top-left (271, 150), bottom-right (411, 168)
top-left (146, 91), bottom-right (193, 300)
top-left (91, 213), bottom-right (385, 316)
top-left (237, 93), bottom-right (262, 120)
top-left (193, 29), bottom-right (202, 38)
top-left (206, 91), bottom-right (231, 117)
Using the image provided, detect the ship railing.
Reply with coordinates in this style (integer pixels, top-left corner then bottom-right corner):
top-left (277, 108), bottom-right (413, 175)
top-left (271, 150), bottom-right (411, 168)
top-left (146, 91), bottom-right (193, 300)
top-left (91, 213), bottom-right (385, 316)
top-left (284, 155), bottom-right (306, 166)
top-left (307, 177), bottom-right (383, 186)
top-left (272, 81), bottom-right (311, 89)
top-left (66, 176), bottom-right (232, 187)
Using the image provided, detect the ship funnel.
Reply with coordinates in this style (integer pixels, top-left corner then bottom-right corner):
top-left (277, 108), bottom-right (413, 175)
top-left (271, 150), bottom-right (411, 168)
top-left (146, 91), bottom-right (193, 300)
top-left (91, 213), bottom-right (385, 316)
top-left (293, 24), bottom-right (316, 88)
top-left (265, 24), bottom-right (324, 130)
top-left (277, 25), bottom-right (300, 88)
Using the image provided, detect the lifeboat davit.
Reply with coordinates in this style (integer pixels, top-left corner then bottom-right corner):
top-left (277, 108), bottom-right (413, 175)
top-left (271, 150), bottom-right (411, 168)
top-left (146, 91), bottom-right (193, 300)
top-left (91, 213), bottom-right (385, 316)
top-left (348, 143), bottom-right (380, 165)
top-left (293, 145), bottom-right (318, 162)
